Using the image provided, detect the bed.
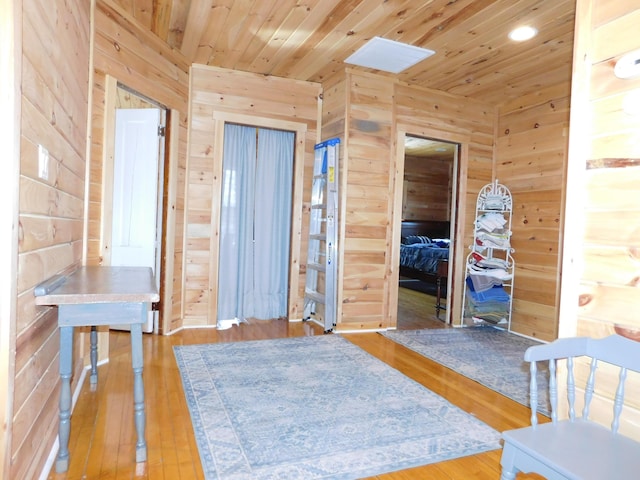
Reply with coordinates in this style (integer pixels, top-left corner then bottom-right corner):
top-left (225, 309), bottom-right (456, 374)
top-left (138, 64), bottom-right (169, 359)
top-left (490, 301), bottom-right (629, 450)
top-left (399, 220), bottom-right (450, 286)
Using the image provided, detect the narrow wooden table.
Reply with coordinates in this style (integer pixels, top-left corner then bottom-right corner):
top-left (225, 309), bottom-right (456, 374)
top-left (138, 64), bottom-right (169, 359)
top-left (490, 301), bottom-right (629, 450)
top-left (34, 266), bottom-right (159, 473)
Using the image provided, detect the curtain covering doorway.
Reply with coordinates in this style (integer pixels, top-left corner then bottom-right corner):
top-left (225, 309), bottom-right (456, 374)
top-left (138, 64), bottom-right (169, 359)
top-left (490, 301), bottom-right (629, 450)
top-left (217, 124), bottom-right (295, 327)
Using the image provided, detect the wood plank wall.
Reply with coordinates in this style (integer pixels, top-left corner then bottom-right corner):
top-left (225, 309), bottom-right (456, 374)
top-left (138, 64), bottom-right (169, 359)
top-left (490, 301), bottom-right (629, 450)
top-left (89, 0), bottom-right (190, 333)
top-left (578, 1), bottom-right (640, 338)
top-left (496, 83), bottom-right (571, 341)
top-left (322, 70), bottom-right (495, 330)
top-left (184, 65), bottom-right (321, 326)
top-left (402, 155), bottom-right (452, 221)
top-left (561, 0), bottom-right (640, 441)
top-left (10, 0), bottom-right (90, 478)
top-left (342, 72), bottom-right (395, 330)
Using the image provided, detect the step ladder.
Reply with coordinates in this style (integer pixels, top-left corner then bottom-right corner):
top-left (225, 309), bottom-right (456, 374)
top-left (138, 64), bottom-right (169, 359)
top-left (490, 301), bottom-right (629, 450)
top-left (304, 138), bottom-right (340, 333)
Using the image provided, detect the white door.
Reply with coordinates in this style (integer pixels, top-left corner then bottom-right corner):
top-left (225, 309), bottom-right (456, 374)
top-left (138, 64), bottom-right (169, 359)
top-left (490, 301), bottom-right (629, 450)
top-left (111, 108), bottom-right (163, 333)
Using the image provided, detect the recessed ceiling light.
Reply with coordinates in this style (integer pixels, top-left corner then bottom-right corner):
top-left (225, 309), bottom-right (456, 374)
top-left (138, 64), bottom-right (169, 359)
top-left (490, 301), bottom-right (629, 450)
top-left (508, 26), bottom-right (538, 42)
top-left (345, 37), bottom-right (435, 74)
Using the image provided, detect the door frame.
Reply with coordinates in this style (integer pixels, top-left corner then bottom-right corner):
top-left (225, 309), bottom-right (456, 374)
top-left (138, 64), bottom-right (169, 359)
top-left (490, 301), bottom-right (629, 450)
top-left (389, 127), bottom-right (469, 328)
top-left (102, 78), bottom-right (167, 333)
top-left (209, 111), bottom-right (307, 324)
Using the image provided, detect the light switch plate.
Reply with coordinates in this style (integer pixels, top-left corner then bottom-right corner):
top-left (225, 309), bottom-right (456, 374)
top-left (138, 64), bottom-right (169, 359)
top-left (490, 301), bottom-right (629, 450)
top-left (38, 144), bottom-right (49, 180)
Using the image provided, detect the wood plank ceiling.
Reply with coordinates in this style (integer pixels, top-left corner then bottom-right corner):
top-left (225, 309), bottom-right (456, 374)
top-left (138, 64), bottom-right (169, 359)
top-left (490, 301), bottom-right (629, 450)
top-left (115, 0), bottom-right (576, 107)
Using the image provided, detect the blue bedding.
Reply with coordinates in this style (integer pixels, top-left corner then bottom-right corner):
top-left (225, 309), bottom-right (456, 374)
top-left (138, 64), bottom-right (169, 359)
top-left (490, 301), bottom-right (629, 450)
top-left (400, 243), bottom-right (449, 275)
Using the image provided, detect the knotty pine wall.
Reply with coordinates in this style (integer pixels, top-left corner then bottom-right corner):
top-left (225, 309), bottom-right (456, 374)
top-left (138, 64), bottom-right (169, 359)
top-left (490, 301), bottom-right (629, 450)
top-left (559, 0), bottom-right (640, 440)
top-left (496, 83), bottom-right (571, 342)
top-left (7, 0), bottom-right (90, 478)
top-left (575, 1), bottom-right (640, 339)
top-left (184, 65), bottom-right (321, 326)
top-left (402, 155), bottom-right (452, 221)
top-left (321, 70), bottom-right (496, 331)
top-left (339, 71), bottom-right (395, 331)
top-left (88, 0), bottom-right (190, 333)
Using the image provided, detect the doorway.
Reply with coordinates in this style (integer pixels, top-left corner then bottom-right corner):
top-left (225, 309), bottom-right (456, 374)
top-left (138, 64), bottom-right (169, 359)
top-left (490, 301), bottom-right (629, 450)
top-left (216, 123), bottom-right (295, 329)
top-left (107, 84), bottom-right (166, 333)
top-left (397, 135), bottom-right (458, 328)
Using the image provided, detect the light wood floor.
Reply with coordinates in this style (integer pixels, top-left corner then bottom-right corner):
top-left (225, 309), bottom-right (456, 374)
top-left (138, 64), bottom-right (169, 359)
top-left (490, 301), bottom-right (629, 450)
top-left (396, 286), bottom-right (448, 330)
top-left (46, 296), bottom-right (544, 480)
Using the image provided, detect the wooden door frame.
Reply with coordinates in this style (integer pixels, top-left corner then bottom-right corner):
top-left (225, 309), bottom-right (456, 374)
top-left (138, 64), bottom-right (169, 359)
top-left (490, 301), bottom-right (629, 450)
top-left (102, 76), bottom-right (169, 334)
top-left (389, 126), bottom-right (470, 328)
top-left (209, 111), bottom-right (307, 324)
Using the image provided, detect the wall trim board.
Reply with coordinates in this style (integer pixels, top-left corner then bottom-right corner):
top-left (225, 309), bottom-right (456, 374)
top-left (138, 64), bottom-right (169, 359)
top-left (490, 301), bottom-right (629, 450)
top-left (0, 0), bottom-right (22, 476)
top-left (558, 0), bottom-right (593, 340)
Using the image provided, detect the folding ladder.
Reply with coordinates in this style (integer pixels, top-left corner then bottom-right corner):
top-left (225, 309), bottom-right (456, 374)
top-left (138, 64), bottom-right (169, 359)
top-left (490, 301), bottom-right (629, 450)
top-left (303, 138), bottom-right (340, 333)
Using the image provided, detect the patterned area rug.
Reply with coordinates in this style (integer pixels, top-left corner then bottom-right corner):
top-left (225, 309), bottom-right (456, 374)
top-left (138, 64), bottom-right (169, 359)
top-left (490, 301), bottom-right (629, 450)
top-left (174, 335), bottom-right (501, 480)
top-left (381, 327), bottom-right (550, 415)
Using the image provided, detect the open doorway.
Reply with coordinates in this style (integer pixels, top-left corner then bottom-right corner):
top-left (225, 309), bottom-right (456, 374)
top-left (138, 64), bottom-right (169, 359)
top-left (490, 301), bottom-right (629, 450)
top-left (105, 84), bottom-right (167, 334)
top-left (397, 135), bottom-right (458, 329)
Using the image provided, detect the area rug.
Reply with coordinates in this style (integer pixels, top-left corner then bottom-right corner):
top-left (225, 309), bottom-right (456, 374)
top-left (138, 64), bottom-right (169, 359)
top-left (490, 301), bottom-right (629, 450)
top-left (174, 335), bottom-right (501, 480)
top-left (381, 327), bottom-right (550, 415)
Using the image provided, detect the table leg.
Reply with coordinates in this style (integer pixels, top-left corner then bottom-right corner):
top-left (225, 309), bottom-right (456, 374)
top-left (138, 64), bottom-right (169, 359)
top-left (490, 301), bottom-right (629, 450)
top-left (56, 326), bottom-right (73, 473)
top-left (436, 276), bottom-right (442, 319)
top-left (90, 325), bottom-right (98, 384)
top-left (130, 322), bottom-right (147, 462)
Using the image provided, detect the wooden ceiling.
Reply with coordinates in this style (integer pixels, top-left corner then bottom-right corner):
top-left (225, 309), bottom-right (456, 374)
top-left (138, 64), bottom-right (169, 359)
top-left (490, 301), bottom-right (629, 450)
top-left (117, 0), bottom-right (576, 106)
top-left (405, 136), bottom-right (456, 160)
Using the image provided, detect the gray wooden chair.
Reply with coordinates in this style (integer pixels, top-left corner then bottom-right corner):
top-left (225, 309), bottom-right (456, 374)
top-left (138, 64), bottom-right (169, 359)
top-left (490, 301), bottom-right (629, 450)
top-left (500, 334), bottom-right (640, 479)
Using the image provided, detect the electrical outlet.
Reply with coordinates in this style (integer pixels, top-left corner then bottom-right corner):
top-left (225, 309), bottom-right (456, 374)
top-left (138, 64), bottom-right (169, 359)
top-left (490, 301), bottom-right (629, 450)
top-left (38, 144), bottom-right (49, 180)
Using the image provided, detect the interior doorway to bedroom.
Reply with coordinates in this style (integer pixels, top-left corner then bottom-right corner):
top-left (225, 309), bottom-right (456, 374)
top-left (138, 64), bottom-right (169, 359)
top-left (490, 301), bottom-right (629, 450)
top-left (397, 135), bottom-right (458, 329)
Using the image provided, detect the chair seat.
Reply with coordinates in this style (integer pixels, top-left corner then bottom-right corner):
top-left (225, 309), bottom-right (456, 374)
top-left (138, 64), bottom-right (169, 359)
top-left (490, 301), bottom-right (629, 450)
top-left (502, 419), bottom-right (640, 480)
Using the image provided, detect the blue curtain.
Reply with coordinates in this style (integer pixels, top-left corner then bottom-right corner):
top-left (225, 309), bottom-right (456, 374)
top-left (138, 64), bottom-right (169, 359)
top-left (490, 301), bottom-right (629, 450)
top-left (217, 124), bottom-right (294, 326)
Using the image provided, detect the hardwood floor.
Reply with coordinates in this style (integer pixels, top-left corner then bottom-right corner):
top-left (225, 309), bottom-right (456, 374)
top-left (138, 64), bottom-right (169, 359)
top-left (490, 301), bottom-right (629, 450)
top-left (396, 286), bottom-right (449, 330)
top-left (46, 313), bottom-right (544, 480)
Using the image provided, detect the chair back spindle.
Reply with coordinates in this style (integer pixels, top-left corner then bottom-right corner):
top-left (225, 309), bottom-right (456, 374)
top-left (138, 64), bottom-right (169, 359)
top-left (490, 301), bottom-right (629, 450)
top-left (529, 361), bottom-right (539, 427)
top-left (548, 359), bottom-right (557, 424)
top-left (582, 358), bottom-right (597, 420)
top-left (612, 367), bottom-right (627, 434)
top-left (566, 356), bottom-right (576, 421)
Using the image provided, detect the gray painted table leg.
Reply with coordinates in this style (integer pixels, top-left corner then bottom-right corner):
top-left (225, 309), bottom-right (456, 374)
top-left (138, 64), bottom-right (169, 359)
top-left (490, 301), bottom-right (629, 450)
top-left (56, 326), bottom-right (73, 473)
top-left (90, 325), bottom-right (98, 384)
top-left (130, 322), bottom-right (147, 462)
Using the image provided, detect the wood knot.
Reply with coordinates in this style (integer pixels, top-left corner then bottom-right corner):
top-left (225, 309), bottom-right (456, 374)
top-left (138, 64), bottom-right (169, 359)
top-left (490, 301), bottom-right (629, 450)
top-left (628, 247), bottom-right (640, 260)
top-left (627, 276), bottom-right (640, 287)
top-left (113, 41), bottom-right (121, 52)
top-left (578, 294), bottom-right (592, 307)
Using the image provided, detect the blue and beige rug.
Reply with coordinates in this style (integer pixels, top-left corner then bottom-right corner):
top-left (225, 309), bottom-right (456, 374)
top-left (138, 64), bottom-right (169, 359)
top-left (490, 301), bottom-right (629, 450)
top-left (381, 327), bottom-right (550, 415)
top-left (174, 335), bottom-right (501, 480)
